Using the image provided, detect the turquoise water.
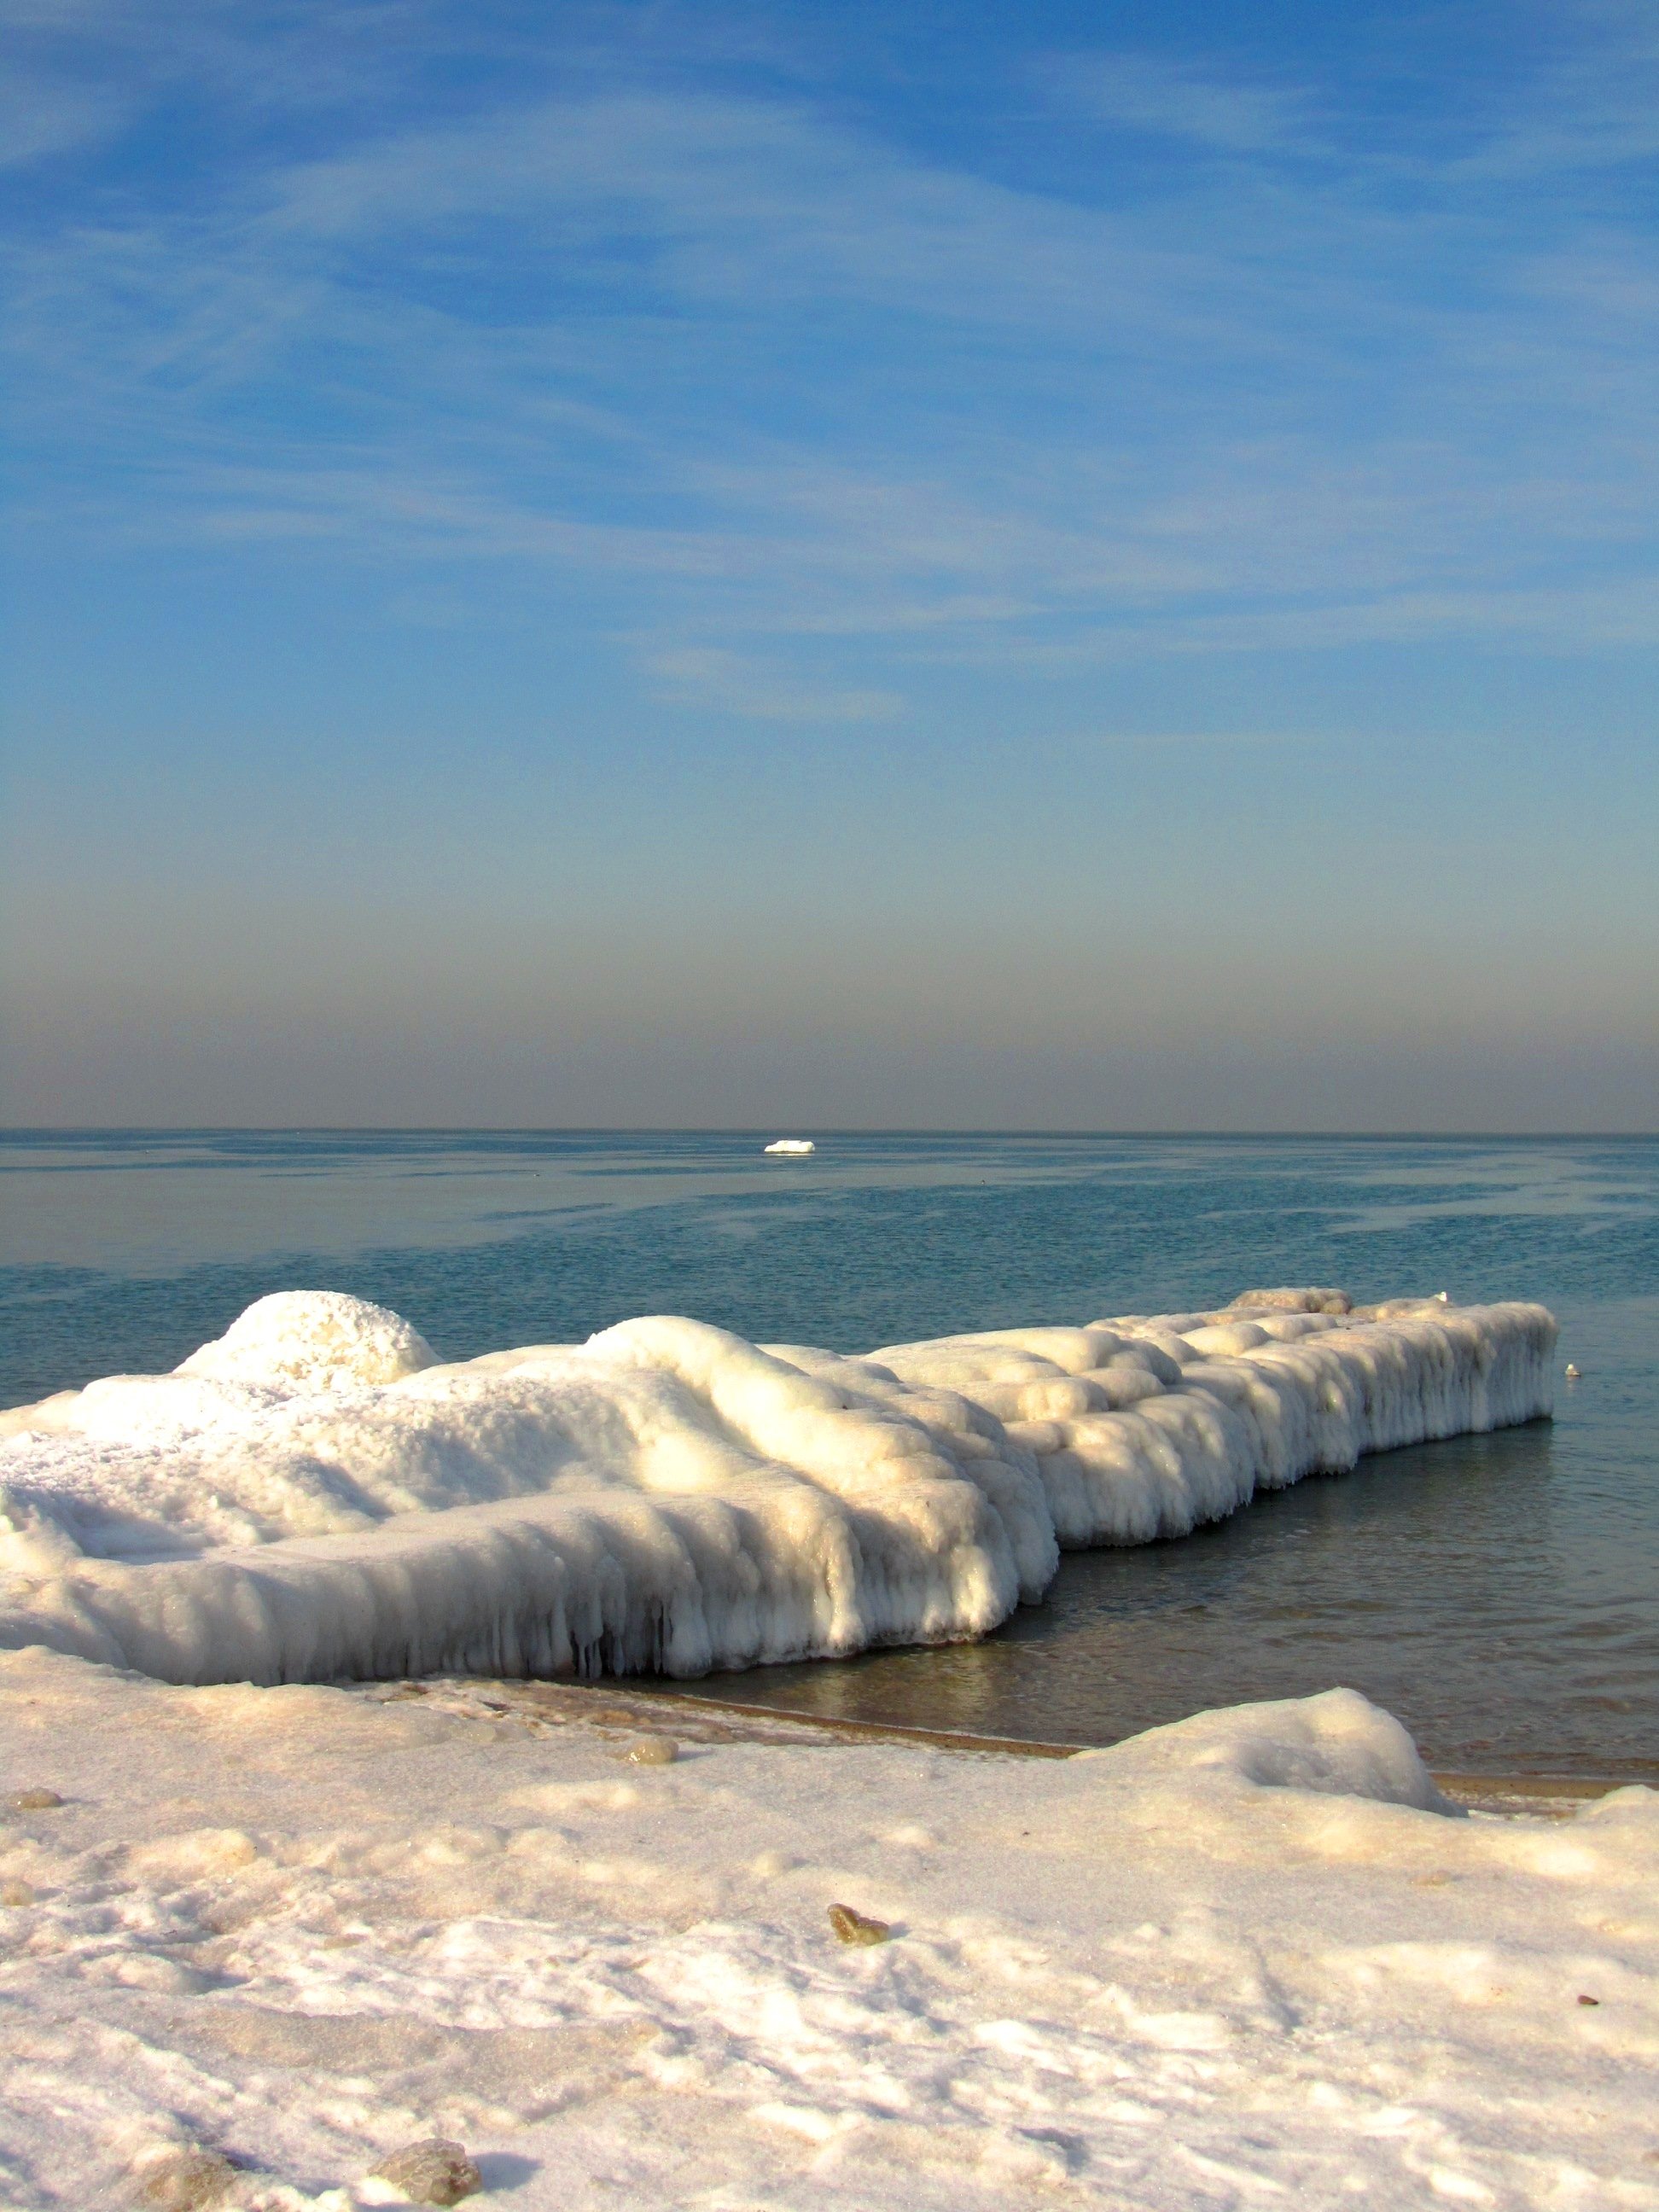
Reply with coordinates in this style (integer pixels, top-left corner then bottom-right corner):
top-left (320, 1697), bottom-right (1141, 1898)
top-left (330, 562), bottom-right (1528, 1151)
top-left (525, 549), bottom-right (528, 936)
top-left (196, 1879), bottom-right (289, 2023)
top-left (3, 1132), bottom-right (1655, 1778)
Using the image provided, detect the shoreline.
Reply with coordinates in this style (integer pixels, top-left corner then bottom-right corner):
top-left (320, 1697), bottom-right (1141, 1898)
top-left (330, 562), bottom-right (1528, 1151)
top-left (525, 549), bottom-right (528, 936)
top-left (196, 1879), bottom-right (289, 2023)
top-left (374, 1673), bottom-right (1656, 1813)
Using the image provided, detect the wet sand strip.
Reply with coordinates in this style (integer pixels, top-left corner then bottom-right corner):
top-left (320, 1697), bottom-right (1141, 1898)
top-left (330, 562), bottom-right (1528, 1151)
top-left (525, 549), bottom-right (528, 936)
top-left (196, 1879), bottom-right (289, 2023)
top-left (362, 1675), bottom-right (1650, 1813)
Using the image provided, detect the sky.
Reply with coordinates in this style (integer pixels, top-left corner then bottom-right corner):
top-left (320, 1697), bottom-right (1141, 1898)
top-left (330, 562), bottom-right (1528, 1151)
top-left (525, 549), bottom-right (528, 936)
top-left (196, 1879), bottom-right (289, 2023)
top-left (3, 0), bottom-right (1656, 1132)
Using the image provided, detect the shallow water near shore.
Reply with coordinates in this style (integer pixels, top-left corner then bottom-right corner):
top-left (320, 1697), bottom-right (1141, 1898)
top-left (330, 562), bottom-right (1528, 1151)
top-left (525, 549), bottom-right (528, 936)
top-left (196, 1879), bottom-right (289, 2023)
top-left (3, 1129), bottom-right (1656, 1778)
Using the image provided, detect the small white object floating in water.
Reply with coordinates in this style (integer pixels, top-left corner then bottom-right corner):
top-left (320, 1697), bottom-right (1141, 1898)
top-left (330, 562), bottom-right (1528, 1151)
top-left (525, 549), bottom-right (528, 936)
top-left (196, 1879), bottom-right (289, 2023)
top-left (763, 1138), bottom-right (815, 1155)
top-left (1564, 1362), bottom-right (1581, 1380)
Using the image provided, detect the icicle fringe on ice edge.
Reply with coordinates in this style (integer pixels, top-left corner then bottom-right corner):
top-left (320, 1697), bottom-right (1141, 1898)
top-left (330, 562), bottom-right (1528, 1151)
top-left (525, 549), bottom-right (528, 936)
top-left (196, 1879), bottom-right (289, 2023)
top-left (0, 1289), bottom-right (1556, 1687)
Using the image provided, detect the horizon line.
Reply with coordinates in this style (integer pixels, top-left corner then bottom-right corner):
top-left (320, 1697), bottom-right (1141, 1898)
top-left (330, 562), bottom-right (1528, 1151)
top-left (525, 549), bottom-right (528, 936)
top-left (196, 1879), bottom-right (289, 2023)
top-left (3, 1126), bottom-right (1655, 1144)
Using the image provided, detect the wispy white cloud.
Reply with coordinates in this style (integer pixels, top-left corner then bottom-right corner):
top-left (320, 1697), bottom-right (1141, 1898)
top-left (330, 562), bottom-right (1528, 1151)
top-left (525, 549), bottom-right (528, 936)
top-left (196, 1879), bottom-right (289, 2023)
top-left (1044, 51), bottom-right (1317, 156)
top-left (4, 0), bottom-right (1657, 695)
top-left (0, 74), bottom-right (120, 166)
top-left (645, 644), bottom-right (900, 722)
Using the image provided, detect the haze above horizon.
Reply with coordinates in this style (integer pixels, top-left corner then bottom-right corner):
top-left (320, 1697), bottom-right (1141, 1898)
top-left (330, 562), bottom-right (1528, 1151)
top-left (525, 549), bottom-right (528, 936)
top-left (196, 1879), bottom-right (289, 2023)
top-left (3, 0), bottom-right (1656, 1132)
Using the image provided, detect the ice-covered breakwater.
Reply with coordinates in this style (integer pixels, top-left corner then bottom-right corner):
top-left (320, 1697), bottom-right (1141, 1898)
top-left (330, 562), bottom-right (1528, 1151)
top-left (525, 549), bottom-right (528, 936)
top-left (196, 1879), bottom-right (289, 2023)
top-left (0, 1288), bottom-right (1555, 1687)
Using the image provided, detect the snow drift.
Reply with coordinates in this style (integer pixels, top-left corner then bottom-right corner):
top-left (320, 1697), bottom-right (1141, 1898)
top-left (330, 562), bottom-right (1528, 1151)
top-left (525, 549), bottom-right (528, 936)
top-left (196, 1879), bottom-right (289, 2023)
top-left (0, 1288), bottom-right (1556, 1687)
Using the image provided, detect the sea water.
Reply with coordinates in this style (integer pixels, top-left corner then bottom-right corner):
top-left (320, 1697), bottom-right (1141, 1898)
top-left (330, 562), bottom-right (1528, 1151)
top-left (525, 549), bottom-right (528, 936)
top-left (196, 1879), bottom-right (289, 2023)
top-left (3, 1130), bottom-right (1654, 1778)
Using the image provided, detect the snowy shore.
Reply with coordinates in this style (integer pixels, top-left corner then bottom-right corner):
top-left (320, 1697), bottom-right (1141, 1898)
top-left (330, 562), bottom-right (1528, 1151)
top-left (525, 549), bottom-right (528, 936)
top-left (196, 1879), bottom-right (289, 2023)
top-left (2, 1652), bottom-right (1655, 2210)
top-left (0, 1288), bottom-right (1555, 1687)
top-left (2, 1289), bottom-right (1650, 2208)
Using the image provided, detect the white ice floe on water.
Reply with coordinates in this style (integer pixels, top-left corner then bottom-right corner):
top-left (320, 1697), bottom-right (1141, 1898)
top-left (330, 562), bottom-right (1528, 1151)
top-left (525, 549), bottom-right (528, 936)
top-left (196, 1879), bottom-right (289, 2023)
top-left (763, 1137), bottom-right (815, 1155)
top-left (0, 1285), bottom-right (1555, 1688)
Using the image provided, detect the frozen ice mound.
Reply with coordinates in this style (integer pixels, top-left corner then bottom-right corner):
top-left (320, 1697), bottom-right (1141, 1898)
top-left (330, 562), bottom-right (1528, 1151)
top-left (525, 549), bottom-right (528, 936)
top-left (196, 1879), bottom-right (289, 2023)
top-left (1081, 1685), bottom-right (1459, 1813)
top-left (0, 1289), bottom-right (1556, 1687)
top-left (1226, 1286), bottom-right (1353, 1314)
top-left (177, 1289), bottom-right (439, 1391)
top-left (866, 1297), bottom-right (1556, 1547)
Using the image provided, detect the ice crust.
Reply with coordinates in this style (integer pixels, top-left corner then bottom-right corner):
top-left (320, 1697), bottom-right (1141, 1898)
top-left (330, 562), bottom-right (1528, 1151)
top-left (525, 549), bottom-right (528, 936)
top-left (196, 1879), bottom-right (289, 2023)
top-left (0, 1289), bottom-right (1556, 1687)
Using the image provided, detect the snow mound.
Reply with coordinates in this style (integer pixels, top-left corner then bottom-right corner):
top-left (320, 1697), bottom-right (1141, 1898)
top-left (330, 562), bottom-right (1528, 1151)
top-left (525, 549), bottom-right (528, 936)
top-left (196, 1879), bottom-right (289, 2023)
top-left (176, 1290), bottom-right (438, 1392)
top-left (0, 1290), bottom-right (1556, 1687)
top-left (1227, 1286), bottom-right (1352, 1315)
top-left (1088, 1686), bottom-right (1458, 1813)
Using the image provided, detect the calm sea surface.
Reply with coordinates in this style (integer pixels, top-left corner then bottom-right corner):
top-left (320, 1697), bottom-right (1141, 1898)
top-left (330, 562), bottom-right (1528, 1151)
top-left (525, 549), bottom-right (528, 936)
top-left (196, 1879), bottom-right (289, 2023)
top-left (3, 1131), bottom-right (1655, 1780)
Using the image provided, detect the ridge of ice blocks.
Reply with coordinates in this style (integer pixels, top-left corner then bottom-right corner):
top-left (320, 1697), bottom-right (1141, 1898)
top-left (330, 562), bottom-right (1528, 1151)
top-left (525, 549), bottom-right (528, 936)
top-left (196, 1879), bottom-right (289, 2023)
top-left (0, 1287), bottom-right (1557, 1687)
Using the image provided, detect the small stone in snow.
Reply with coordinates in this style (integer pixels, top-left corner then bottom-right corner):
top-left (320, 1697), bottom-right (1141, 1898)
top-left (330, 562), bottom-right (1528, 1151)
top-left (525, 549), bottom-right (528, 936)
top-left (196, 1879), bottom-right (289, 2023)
top-left (371, 2138), bottom-right (483, 2205)
top-left (7, 1788), bottom-right (63, 1813)
top-left (623, 1737), bottom-right (678, 1766)
top-left (137, 2148), bottom-right (238, 2211)
top-left (1577, 1993), bottom-right (1600, 2006)
top-left (829, 1902), bottom-right (892, 1946)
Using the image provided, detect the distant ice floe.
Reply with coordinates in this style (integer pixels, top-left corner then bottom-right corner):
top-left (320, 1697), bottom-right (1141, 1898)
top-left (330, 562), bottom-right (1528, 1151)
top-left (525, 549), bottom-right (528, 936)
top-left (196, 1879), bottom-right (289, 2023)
top-left (0, 1285), bottom-right (1556, 1687)
top-left (763, 1138), bottom-right (815, 1155)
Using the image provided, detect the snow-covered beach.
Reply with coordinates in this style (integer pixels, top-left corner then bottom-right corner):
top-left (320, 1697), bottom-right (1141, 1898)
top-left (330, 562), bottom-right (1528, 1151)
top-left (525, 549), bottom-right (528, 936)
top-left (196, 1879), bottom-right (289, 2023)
top-left (4, 1284), bottom-right (1654, 2208)
top-left (3, 1653), bottom-right (1656, 2210)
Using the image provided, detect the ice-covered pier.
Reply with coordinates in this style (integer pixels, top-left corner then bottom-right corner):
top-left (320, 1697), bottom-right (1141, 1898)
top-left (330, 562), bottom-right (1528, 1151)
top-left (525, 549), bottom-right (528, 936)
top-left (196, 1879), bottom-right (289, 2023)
top-left (0, 1287), bottom-right (1555, 1686)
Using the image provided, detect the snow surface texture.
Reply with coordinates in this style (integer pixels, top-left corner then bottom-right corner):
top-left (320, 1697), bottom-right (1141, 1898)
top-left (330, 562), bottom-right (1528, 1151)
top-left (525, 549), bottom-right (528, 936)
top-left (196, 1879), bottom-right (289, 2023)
top-left (1, 1652), bottom-right (1654, 2211)
top-left (0, 1289), bottom-right (1555, 1689)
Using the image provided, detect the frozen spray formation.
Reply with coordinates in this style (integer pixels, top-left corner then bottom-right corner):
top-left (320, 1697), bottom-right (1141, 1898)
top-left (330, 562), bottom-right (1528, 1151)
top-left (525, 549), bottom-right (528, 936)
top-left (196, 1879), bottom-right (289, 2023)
top-left (0, 1289), bottom-right (1555, 1687)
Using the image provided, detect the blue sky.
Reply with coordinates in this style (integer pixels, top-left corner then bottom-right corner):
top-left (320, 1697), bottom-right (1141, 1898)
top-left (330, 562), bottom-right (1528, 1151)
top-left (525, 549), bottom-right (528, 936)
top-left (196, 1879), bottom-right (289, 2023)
top-left (3, 0), bottom-right (1656, 1128)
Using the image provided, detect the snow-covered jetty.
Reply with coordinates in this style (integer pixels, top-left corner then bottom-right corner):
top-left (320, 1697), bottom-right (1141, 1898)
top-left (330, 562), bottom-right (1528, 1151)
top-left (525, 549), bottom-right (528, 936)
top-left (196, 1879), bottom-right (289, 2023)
top-left (0, 1287), bottom-right (1555, 1686)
